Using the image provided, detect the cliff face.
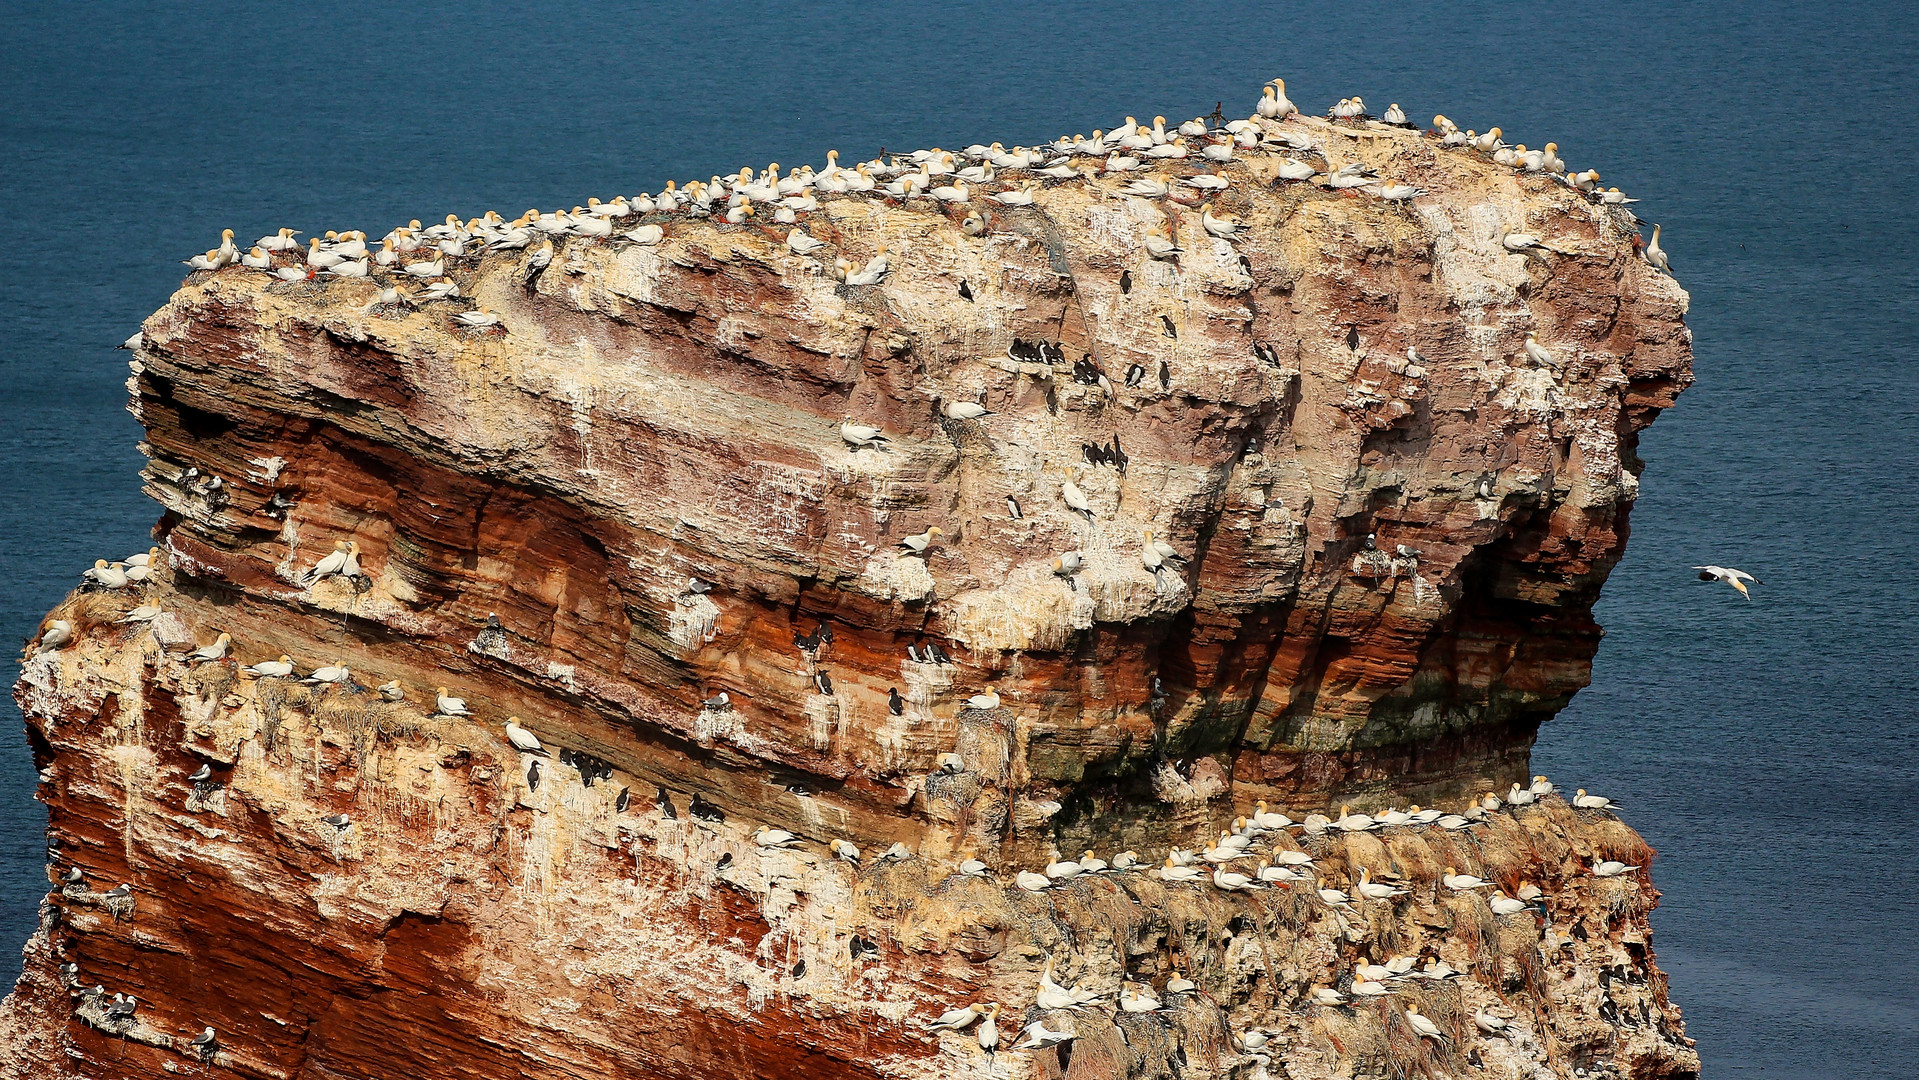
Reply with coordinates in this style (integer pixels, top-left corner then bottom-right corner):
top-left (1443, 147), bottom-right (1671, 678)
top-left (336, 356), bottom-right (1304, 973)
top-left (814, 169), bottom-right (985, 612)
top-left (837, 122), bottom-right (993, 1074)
top-left (5, 101), bottom-right (1694, 1080)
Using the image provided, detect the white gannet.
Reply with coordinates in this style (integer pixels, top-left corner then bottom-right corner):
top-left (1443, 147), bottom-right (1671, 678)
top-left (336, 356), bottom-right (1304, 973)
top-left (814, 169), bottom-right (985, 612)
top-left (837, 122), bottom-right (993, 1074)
top-left (240, 246), bottom-right (272, 270)
top-left (1200, 138), bottom-right (1234, 163)
top-left (1592, 856), bottom-right (1640, 878)
top-left (898, 526), bottom-right (943, 553)
top-left (1355, 867), bottom-right (1408, 900)
top-left (1350, 972), bottom-right (1389, 997)
top-left (1257, 862), bottom-right (1304, 884)
top-left (1181, 173), bottom-right (1230, 191)
top-left (927, 1003), bottom-right (986, 1031)
top-left (1694, 564), bottom-right (1760, 598)
top-left (1488, 891), bottom-right (1530, 916)
top-left (1355, 958), bottom-right (1396, 983)
top-left (1061, 479), bottom-right (1093, 517)
top-left (1531, 774), bottom-right (1555, 796)
top-left (1043, 850), bottom-right (1082, 880)
top-left (838, 420), bottom-right (887, 448)
top-left (36, 620), bottom-right (73, 653)
top-left (1475, 1010), bottom-right (1511, 1036)
top-left (1251, 800), bottom-right (1288, 830)
top-left (831, 838), bottom-right (862, 864)
top-left (787, 230), bottom-right (825, 255)
top-left (1573, 788), bottom-right (1621, 811)
top-left (1326, 168), bottom-right (1377, 191)
top-left (455, 308), bottom-right (500, 329)
top-left (879, 842), bottom-right (913, 862)
top-left (1472, 127), bottom-right (1504, 153)
top-left (303, 238), bottom-right (344, 269)
top-left (943, 399), bottom-right (991, 420)
top-left (1119, 984), bottom-right (1162, 1012)
top-left (1110, 850), bottom-right (1140, 871)
top-left (1103, 153), bottom-right (1142, 172)
top-left (754, 826), bottom-right (799, 848)
top-left (1165, 971), bottom-right (1196, 994)
top-left (1275, 158), bottom-right (1320, 182)
top-left (1143, 222), bottom-right (1181, 260)
top-left (1516, 880), bottom-right (1544, 902)
top-left (1077, 850), bottom-right (1109, 874)
top-left (258, 228), bottom-right (300, 252)
top-left (1499, 229), bottom-right (1557, 257)
top-left (1523, 331), bottom-right (1560, 369)
top-left (843, 250), bottom-right (890, 285)
top-left (186, 633), bottom-right (231, 664)
top-left (304, 541), bottom-right (357, 582)
top-left (119, 603), bottom-right (162, 624)
top-left (243, 654), bottom-right (294, 678)
top-left (1312, 987), bottom-right (1349, 1007)
top-left (1442, 866), bottom-right (1493, 891)
top-left (1272, 848), bottom-right (1314, 867)
top-left (1015, 869), bottom-right (1052, 892)
top-left (503, 718), bottom-right (543, 753)
top-left (959, 858), bottom-right (989, 877)
top-left (1383, 103), bottom-right (1410, 127)
top-left (1600, 187), bottom-right (1640, 205)
top-left (1375, 184), bottom-right (1427, 202)
top-left (1405, 1004), bottom-right (1445, 1040)
top-left (975, 1005), bottom-right (1000, 1060)
top-left (929, 180), bottom-right (970, 204)
top-left (1316, 879), bottom-right (1354, 908)
top-left (90, 560), bottom-right (130, 589)
top-left (1333, 806), bottom-right (1375, 832)
top-left (378, 680), bottom-right (405, 702)
top-left (1212, 866), bottom-right (1261, 892)
top-left (965, 689), bottom-right (1001, 712)
top-left (1159, 857), bottom-right (1202, 883)
top-left (989, 181), bottom-right (1037, 207)
top-left (302, 661), bottom-right (349, 686)
top-left (1199, 203), bottom-right (1245, 238)
top-left (1010, 1019), bottom-right (1074, 1050)
top-left (623, 224), bottom-right (664, 245)
top-left (1266, 79), bottom-right (1299, 119)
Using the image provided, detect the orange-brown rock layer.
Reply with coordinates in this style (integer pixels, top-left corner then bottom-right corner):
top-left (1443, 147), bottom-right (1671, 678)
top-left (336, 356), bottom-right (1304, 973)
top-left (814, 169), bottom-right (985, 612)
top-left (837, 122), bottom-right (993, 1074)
top-left (4, 105), bottom-right (1694, 1080)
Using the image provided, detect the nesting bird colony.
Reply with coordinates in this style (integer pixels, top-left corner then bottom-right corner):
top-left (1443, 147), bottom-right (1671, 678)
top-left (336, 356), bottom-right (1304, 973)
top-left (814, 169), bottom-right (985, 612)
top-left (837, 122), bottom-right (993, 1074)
top-left (164, 78), bottom-right (1671, 341)
top-left (32, 77), bottom-right (1686, 1080)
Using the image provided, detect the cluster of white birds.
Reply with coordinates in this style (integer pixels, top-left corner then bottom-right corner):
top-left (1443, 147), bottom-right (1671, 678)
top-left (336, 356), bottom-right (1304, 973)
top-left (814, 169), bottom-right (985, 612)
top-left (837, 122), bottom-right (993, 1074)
top-left (175, 73), bottom-right (1674, 353)
top-left (911, 774), bottom-right (1640, 1064)
top-left (1424, 110), bottom-right (1669, 274)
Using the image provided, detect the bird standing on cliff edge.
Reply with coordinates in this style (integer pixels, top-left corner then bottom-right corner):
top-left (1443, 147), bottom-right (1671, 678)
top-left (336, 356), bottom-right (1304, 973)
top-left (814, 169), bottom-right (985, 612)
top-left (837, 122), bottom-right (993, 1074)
top-left (503, 718), bottom-right (546, 754)
top-left (1694, 565), bottom-right (1761, 599)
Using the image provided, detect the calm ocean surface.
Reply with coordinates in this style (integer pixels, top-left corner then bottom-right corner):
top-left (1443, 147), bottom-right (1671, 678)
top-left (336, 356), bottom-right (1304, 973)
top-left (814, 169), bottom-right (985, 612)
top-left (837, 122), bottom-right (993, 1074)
top-left (3, 3), bottom-right (1914, 1075)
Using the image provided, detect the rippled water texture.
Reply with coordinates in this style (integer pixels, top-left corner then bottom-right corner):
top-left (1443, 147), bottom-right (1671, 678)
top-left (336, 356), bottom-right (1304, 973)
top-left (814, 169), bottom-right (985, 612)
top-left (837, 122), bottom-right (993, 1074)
top-left (2, 3), bottom-right (1913, 1076)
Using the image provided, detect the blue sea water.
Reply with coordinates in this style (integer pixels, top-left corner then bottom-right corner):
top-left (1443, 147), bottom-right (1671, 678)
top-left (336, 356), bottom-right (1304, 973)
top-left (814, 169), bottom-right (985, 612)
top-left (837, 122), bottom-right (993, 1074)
top-left (2, 2), bottom-right (1914, 1076)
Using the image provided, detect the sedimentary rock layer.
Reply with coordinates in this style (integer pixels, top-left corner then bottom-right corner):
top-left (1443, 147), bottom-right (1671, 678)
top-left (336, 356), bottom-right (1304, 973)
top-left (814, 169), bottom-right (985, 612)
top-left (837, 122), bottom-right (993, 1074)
top-left (5, 101), bottom-right (1694, 1080)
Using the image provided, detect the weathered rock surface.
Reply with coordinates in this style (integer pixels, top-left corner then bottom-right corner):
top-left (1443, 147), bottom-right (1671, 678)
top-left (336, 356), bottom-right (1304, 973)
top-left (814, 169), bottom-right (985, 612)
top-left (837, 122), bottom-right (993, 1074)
top-left (4, 102), bottom-right (1694, 1080)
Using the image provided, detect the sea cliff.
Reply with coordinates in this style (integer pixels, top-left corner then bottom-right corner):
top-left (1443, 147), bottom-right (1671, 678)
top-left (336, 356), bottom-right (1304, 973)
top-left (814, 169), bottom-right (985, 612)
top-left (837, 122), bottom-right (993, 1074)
top-left (4, 96), bottom-right (1696, 1080)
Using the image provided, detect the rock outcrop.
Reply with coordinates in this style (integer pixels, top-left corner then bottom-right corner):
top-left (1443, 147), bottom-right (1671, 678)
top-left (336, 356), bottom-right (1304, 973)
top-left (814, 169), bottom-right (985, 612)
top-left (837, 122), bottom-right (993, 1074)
top-left (4, 98), bottom-right (1695, 1080)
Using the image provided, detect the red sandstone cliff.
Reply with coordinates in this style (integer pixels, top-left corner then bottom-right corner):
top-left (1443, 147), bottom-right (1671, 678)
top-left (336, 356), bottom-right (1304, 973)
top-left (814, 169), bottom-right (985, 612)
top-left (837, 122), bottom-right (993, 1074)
top-left (4, 101), bottom-right (1694, 1080)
